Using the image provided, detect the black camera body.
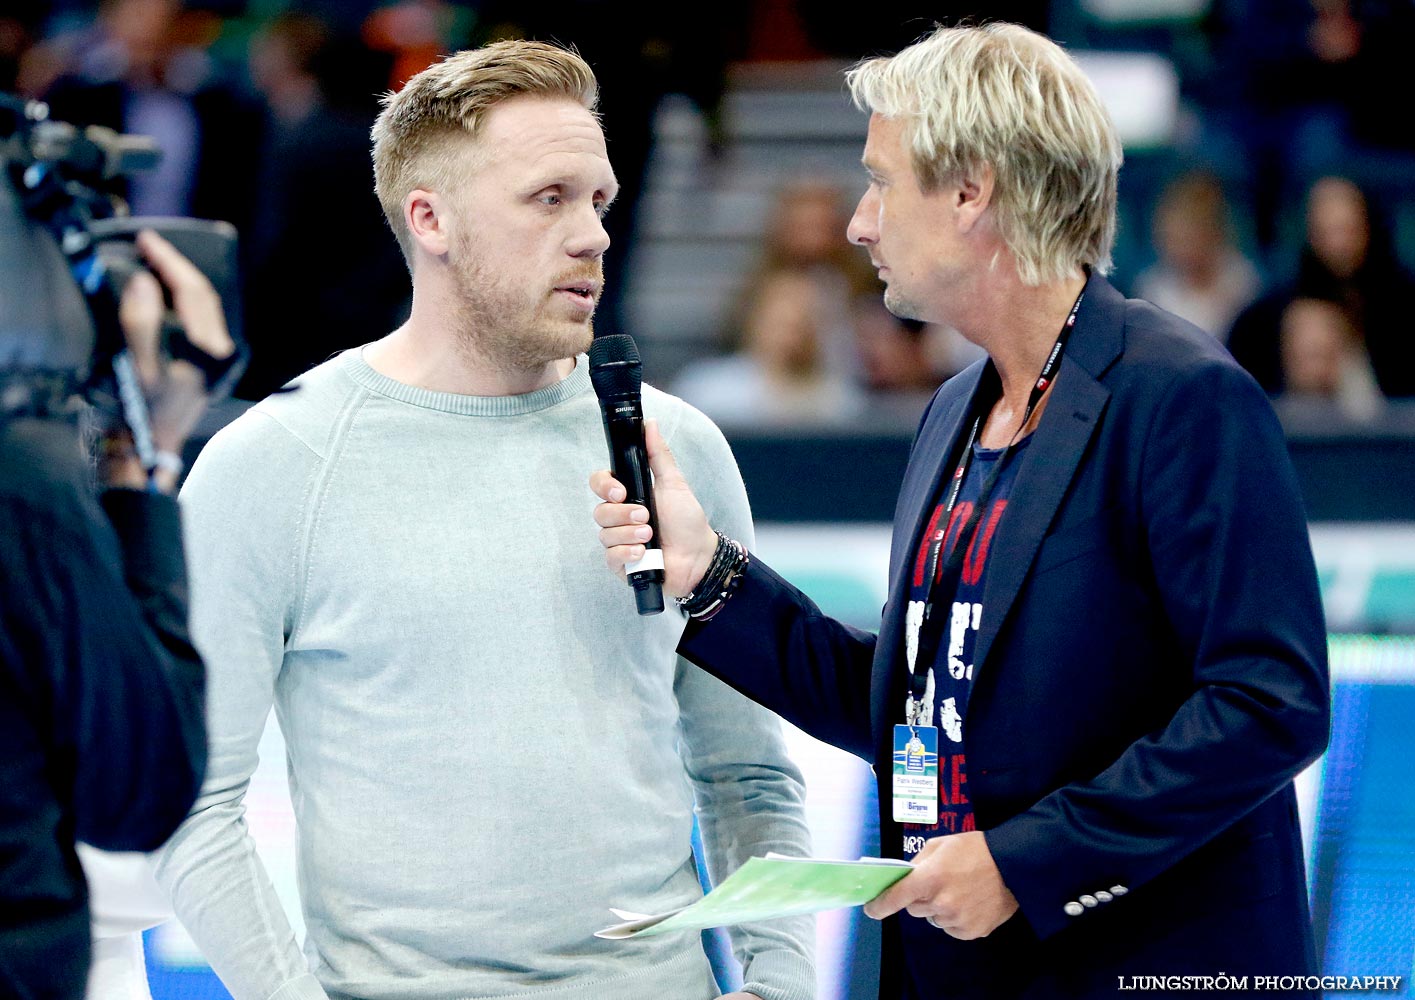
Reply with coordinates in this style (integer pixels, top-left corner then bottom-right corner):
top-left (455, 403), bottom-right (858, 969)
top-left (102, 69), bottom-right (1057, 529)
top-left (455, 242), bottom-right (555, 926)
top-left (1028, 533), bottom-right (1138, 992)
top-left (0, 94), bottom-right (246, 432)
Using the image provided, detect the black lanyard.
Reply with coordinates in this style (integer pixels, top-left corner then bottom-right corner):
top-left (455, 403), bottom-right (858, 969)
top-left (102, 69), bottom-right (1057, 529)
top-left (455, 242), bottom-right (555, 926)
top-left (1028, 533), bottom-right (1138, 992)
top-left (905, 288), bottom-right (1086, 722)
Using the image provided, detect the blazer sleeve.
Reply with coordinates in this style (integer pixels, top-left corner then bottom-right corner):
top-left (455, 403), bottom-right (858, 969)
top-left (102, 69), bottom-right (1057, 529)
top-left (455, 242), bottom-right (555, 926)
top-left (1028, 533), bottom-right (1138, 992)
top-left (984, 358), bottom-right (1331, 940)
top-left (679, 555), bottom-right (879, 761)
top-left (673, 380), bottom-right (967, 763)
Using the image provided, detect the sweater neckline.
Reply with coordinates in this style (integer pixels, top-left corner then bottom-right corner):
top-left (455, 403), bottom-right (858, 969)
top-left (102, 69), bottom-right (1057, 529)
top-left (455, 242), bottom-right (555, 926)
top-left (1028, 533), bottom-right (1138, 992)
top-left (341, 349), bottom-right (592, 416)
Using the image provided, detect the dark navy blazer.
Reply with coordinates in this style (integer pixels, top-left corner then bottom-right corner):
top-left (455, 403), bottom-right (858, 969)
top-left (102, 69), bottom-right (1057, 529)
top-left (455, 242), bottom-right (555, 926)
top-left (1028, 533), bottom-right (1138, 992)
top-left (680, 275), bottom-right (1331, 998)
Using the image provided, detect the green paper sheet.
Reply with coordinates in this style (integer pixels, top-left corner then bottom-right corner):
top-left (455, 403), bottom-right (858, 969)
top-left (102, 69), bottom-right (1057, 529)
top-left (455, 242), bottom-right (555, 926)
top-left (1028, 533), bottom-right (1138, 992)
top-left (595, 854), bottom-right (914, 939)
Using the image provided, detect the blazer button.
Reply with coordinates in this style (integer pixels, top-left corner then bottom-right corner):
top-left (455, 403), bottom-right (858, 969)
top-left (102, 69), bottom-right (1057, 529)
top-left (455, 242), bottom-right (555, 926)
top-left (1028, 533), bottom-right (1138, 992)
top-left (1079, 894), bottom-right (1098, 908)
top-left (1064, 901), bottom-right (1084, 917)
top-left (1095, 890), bottom-right (1114, 903)
top-left (1110, 885), bottom-right (1129, 896)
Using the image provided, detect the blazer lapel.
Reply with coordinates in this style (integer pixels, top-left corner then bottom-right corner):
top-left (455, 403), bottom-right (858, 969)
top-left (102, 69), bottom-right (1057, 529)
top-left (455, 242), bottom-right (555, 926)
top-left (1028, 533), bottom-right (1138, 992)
top-left (970, 359), bottom-right (1109, 676)
top-left (870, 273), bottom-right (1131, 730)
top-left (970, 276), bottom-right (1127, 677)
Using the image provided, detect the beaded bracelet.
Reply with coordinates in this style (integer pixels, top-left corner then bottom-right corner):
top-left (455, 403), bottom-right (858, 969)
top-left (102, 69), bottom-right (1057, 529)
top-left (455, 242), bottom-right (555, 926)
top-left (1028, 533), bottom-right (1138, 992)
top-left (677, 531), bottom-right (749, 621)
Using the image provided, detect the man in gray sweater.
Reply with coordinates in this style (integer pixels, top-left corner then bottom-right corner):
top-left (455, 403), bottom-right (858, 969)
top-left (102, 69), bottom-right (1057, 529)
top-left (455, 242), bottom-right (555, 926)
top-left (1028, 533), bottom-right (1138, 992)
top-left (156, 41), bottom-right (814, 1000)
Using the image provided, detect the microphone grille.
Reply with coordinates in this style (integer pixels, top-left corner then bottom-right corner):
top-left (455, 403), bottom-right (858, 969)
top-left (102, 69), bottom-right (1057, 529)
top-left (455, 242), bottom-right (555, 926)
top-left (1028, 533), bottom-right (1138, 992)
top-left (588, 334), bottom-right (642, 398)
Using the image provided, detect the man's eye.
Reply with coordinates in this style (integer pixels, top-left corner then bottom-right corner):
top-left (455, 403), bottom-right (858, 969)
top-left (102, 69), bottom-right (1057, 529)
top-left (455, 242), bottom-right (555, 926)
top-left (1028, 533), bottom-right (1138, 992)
top-left (540, 194), bottom-right (562, 206)
top-left (595, 202), bottom-right (611, 219)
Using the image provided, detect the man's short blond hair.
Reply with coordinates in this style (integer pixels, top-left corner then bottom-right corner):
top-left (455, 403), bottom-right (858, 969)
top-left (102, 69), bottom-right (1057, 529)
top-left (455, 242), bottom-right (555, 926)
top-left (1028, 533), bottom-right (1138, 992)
top-left (846, 23), bottom-right (1122, 286)
top-left (371, 40), bottom-right (599, 266)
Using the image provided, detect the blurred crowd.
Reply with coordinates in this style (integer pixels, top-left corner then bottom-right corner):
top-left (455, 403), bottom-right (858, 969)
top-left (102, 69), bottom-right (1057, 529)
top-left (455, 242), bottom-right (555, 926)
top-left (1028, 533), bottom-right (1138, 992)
top-left (673, 0), bottom-right (1415, 431)
top-left (4, 0), bottom-right (1413, 429)
top-left (679, 163), bottom-right (1415, 431)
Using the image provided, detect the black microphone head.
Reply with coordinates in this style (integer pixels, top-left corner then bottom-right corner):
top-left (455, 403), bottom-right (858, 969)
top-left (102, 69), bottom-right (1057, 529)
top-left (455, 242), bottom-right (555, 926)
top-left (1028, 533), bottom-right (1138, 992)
top-left (633, 578), bottom-right (665, 616)
top-left (589, 334), bottom-right (641, 400)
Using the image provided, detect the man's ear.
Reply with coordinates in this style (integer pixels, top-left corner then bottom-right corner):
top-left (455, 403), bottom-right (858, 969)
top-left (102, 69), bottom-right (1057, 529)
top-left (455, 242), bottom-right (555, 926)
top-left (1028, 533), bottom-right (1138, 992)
top-left (405, 189), bottom-right (452, 258)
top-left (955, 163), bottom-right (995, 235)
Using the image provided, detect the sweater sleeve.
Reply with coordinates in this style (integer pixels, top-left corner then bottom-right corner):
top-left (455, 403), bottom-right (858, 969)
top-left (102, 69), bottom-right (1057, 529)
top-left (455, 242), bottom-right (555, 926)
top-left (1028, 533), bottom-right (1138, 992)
top-left (154, 411), bottom-right (329, 1000)
top-left (662, 405), bottom-right (817, 1000)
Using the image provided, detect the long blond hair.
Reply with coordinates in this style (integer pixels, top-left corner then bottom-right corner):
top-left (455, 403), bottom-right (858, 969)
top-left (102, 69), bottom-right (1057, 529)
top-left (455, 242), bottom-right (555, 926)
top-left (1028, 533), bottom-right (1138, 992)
top-left (846, 23), bottom-right (1122, 286)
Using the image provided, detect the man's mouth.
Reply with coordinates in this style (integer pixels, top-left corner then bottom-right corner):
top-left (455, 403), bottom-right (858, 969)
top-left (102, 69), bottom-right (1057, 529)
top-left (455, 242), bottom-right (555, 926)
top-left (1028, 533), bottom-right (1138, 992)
top-left (555, 280), bottom-right (600, 300)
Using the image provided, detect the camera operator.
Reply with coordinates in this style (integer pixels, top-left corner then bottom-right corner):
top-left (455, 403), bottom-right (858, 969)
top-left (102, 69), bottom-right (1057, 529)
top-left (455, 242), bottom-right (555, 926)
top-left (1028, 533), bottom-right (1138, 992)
top-left (0, 228), bottom-right (232, 999)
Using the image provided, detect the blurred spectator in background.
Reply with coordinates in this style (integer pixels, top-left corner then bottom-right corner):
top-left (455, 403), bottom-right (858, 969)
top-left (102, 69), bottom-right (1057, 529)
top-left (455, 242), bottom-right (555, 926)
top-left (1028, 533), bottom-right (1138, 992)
top-left (675, 178), bottom-right (1004, 428)
top-left (854, 314), bottom-right (935, 395)
top-left (675, 179), bottom-right (893, 426)
top-left (362, 0), bottom-right (470, 89)
top-left (851, 313), bottom-right (972, 428)
top-left (744, 178), bottom-right (882, 381)
top-left (673, 268), bottom-right (865, 427)
top-left (236, 11), bottom-right (408, 399)
top-left (37, 0), bottom-right (262, 236)
top-left (0, 2), bottom-right (47, 92)
top-left (1274, 296), bottom-right (1383, 424)
top-left (248, 12), bottom-right (329, 127)
top-left (1203, 0), bottom-right (1415, 253)
top-left (1229, 175), bottom-right (1415, 398)
top-left (1133, 171), bottom-right (1261, 342)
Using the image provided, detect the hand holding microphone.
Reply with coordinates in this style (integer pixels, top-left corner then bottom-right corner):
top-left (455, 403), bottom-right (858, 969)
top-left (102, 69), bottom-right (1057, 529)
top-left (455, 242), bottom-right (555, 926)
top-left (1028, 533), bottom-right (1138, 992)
top-left (101, 230), bottom-right (235, 493)
top-left (588, 335), bottom-right (718, 612)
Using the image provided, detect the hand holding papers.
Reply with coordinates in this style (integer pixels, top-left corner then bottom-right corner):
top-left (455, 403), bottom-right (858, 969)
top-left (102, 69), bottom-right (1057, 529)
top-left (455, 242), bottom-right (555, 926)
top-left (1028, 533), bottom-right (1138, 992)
top-left (596, 854), bottom-right (913, 939)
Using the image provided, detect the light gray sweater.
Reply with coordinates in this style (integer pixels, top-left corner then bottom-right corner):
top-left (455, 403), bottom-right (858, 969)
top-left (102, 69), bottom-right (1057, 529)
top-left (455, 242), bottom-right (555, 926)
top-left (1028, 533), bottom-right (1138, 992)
top-left (156, 351), bottom-right (814, 1000)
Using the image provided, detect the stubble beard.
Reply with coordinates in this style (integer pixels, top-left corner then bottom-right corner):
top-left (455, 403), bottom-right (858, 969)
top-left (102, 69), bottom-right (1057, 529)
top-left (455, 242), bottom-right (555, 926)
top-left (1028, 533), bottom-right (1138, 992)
top-left (450, 238), bottom-right (598, 374)
top-left (882, 283), bottom-right (924, 323)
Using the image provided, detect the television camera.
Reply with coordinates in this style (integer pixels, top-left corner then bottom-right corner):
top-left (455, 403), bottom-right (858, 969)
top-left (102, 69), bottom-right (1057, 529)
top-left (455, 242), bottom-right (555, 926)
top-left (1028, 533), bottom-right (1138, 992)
top-left (0, 93), bottom-right (246, 467)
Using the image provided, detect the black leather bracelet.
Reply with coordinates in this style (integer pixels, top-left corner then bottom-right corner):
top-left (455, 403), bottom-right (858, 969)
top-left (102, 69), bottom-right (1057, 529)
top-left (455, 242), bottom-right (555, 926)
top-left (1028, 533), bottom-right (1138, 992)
top-left (679, 533), bottom-right (730, 599)
top-left (677, 532), bottom-right (749, 620)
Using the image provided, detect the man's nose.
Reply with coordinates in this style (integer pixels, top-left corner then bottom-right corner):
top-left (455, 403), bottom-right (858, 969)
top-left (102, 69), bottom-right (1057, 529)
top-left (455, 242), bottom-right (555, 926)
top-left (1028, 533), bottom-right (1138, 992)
top-left (569, 205), bottom-right (611, 258)
top-left (847, 189), bottom-right (879, 246)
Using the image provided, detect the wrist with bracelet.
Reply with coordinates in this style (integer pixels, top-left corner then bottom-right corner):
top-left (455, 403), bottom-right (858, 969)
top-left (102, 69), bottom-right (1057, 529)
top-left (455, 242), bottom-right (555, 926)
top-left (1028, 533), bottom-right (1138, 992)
top-left (148, 448), bottom-right (184, 478)
top-left (676, 531), bottom-right (750, 621)
top-left (97, 428), bottom-right (182, 492)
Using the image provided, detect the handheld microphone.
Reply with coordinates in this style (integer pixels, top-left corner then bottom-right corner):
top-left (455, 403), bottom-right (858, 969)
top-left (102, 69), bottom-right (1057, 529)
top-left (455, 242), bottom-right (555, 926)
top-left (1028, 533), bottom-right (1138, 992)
top-left (589, 334), bottom-right (665, 616)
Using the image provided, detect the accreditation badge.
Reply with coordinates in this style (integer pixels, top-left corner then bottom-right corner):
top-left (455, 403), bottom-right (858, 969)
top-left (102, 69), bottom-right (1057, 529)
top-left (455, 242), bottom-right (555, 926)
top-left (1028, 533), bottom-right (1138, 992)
top-left (892, 724), bottom-right (939, 824)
